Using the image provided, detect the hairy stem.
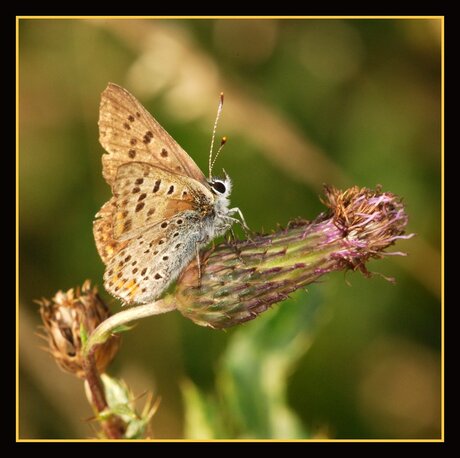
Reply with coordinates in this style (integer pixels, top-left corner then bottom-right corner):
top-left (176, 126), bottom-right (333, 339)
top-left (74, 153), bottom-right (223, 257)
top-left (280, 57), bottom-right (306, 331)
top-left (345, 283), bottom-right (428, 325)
top-left (85, 297), bottom-right (176, 356)
top-left (83, 348), bottom-right (126, 439)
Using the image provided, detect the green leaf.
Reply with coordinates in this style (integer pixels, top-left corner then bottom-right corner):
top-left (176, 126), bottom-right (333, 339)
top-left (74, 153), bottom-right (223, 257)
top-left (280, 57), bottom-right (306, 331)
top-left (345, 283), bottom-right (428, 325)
top-left (182, 289), bottom-right (323, 439)
top-left (101, 374), bottom-right (131, 408)
top-left (111, 324), bottom-right (135, 335)
top-left (100, 374), bottom-right (154, 439)
top-left (124, 418), bottom-right (149, 439)
top-left (182, 379), bottom-right (225, 439)
top-left (80, 323), bottom-right (88, 347)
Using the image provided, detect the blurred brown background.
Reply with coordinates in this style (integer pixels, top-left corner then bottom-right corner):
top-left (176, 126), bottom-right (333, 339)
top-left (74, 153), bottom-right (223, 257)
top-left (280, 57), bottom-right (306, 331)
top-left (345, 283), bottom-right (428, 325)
top-left (19, 18), bottom-right (442, 439)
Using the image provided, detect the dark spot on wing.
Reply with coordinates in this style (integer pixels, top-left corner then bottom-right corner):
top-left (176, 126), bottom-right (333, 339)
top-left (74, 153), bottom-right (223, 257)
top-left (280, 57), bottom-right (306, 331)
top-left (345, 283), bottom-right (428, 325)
top-left (123, 219), bottom-right (132, 232)
top-left (153, 180), bottom-right (161, 193)
top-left (143, 131), bottom-right (154, 144)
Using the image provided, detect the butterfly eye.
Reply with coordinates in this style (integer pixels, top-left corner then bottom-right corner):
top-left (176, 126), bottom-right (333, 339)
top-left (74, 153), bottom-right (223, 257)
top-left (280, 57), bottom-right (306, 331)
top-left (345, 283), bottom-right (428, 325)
top-left (211, 180), bottom-right (226, 194)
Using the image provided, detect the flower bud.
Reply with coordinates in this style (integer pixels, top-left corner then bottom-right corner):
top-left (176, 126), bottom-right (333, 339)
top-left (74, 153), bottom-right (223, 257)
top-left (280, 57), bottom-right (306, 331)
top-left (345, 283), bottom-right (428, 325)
top-left (175, 186), bottom-right (412, 329)
top-left (37, 280), bottom-right (120, 378)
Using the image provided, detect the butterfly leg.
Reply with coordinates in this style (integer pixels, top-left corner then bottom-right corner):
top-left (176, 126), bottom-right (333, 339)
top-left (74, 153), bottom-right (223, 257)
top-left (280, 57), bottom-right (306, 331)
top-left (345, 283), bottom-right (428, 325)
top-left (228, 207), bottom-right (251, 234)
top-left (195, 244), bottom-right (202, 281)
top-left (227, 229), bottom-right (247, 265)
top-left (227, 208), bottom-right (254, 244)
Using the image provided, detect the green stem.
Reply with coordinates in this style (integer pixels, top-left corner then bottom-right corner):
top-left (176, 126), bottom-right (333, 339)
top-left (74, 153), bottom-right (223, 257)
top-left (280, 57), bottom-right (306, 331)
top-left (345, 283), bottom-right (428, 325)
top-left (84, 296), bottom-right (176, 356)
top-left (81, 296), bottom-right (176, 438)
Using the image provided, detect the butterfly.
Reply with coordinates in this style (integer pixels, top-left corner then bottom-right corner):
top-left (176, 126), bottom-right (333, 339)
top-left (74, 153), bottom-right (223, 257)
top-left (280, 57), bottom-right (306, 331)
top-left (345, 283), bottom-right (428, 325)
top-left (93, 83), bottom-right (246, 305)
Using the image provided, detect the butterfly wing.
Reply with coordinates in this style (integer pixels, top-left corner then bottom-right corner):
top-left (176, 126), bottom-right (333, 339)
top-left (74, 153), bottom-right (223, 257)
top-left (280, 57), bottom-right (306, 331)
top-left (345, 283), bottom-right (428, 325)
top-left (98, 82), bottom-right (207, 186)
top-left (103, 210), bottom-right (205, 304)
top-left (94, 197), bottom-right (127, 264)
top-left (99, 162), bottom-right (215, 304)
top-left (95, 82), bottom-right (210, 265)
top-left (111, 162), bottom-right (213, 240)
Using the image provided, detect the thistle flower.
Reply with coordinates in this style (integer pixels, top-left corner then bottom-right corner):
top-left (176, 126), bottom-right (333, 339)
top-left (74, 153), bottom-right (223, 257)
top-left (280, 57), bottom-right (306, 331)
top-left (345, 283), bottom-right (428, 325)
top-left (174, 185), bottom-right (412, 329)
top-left (37, 280), bottom-right (120, 378)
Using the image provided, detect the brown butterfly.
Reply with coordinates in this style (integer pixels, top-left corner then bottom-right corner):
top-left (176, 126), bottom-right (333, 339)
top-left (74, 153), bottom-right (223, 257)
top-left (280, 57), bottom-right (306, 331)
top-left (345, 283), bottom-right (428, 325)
top-left (93, 83), bottom-right (246, 305)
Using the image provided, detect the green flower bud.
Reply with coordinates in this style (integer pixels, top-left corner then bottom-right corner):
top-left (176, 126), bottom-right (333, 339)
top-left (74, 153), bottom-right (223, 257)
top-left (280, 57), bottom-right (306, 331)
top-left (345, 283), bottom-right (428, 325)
top-left (175, 186), bottom-right (412, 329)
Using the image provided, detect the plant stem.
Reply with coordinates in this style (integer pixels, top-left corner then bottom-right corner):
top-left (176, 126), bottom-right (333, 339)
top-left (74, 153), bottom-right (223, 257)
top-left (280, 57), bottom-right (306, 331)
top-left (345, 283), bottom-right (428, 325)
top-left (81, 297), bottom-right (175, 438)
top-left (83, 347), bottom-right (126, 439)
top-left (85, 297), bottom-right (176, 356)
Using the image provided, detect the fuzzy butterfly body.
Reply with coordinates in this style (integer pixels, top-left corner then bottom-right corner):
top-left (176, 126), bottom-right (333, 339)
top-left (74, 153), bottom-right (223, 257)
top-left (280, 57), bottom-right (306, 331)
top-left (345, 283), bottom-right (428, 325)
top-left (94, 83), bottom-right (239, 304)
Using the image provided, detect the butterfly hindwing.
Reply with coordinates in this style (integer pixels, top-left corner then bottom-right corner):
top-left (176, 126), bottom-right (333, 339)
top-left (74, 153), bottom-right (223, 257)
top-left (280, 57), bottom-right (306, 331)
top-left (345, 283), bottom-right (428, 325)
top-left (99, 162), bottom-right (216, 304)
top-left (93, 198), bottom-right (128, 264)
top-left (103, 211), bottom-right (205, 304)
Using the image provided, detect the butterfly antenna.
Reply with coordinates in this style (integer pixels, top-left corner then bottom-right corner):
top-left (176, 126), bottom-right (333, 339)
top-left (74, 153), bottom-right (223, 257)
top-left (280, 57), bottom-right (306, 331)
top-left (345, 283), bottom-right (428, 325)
top-left (209, 92), bottom-right (225, 179)
top-left (210, 137), bottom-right (228, 177)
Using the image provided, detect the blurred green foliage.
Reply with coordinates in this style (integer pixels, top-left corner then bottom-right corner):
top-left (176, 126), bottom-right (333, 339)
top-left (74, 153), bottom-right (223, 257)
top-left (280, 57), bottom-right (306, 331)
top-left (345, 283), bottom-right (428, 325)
top-left (19, 18), bottom-right (441, 439)
top-left (183, 291), bottom-right (322, 439)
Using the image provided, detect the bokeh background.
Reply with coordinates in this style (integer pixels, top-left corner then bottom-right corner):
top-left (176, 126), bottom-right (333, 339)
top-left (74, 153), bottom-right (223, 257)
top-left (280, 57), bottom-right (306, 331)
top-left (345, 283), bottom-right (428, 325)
top-left (19, 18), bottom-right (442, 440)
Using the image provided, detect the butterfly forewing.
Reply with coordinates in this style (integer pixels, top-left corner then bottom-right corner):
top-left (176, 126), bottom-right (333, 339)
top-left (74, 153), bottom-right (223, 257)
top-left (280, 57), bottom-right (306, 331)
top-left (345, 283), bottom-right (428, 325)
top-left (98, 82), bottom-right (206, 186)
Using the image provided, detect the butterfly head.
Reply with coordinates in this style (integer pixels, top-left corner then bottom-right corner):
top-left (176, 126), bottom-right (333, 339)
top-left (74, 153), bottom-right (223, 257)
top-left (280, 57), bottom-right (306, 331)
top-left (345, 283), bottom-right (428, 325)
top-left (208, 170), bottom-right (232, 218)
top-left (208, 172), bottom-right (232, 199)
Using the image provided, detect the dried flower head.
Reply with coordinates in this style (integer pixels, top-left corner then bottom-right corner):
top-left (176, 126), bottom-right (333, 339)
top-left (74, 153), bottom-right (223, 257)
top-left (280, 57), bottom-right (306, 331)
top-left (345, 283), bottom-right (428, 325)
top-left (174, 185), bottom-right (412, 329)
top-left (37, 280), bottom-right (120, 378)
